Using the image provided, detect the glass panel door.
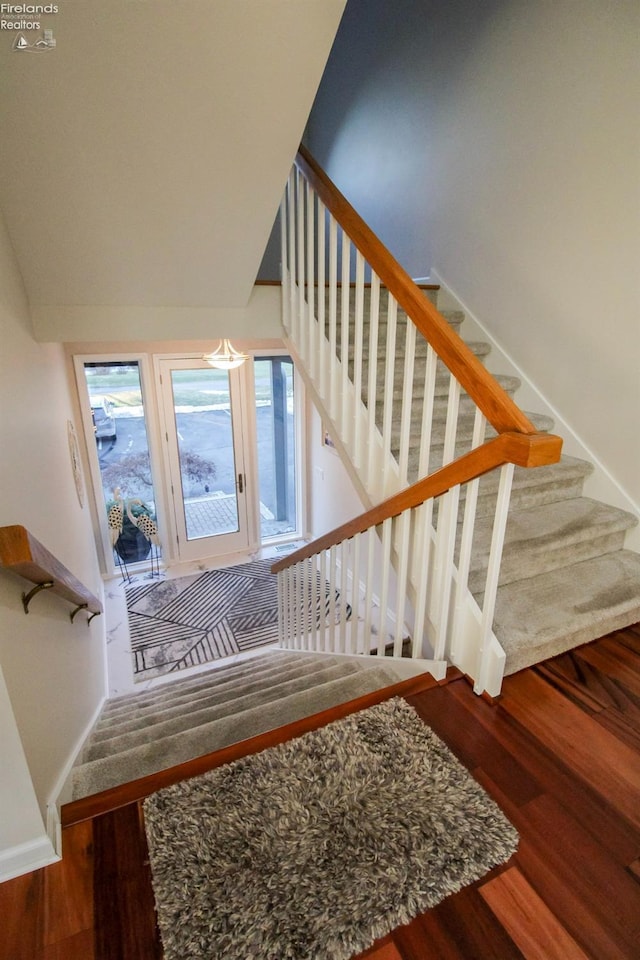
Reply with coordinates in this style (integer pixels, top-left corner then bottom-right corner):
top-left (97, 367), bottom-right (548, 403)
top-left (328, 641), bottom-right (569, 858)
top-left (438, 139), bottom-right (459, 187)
top-left (159, 358), bottom-right (249, 561)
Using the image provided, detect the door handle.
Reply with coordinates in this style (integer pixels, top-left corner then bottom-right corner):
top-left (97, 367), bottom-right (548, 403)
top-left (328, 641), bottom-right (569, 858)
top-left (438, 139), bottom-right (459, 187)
top-left (237, 473), bottom-right (244, 494)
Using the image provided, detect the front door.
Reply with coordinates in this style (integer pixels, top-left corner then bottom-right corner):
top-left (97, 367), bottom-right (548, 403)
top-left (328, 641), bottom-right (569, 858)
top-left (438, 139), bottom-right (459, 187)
top-left (158, 358), bottom-right (250, 561)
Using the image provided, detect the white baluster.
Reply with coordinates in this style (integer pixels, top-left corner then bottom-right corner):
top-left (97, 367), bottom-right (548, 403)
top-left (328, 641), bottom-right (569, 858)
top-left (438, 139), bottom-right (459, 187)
top-left (328, 543), bottom-right (338, 651)
top-left (338, 539), bottom-right (349, 654)
top-left (295, 170), bottom-right (305, 352)
top-left (278, 571), bottom-right (285, 647)
top-left (309, 554), bottom-right (320, 650)
top-left (319, 548), bottom-right (328, 653)
top-left (352, 253), bottom-right (365, 469)
top-left (280, 193), bottom-right (290, 334)
top-left (348, 532), bottom-right (361, 655)
top-left (411, 502), bottom-right (435, 658)
top-left (377, 517), bottom-right (393, 656)
top-left (475, 462), bottom-right (514, 693)
top-left (305, 181), bottom-right (315, 375)
top-left (362, 526), bottom-right (376, 655)
top-left (328, 217), bottom-right (338, 421)
top-left (340, 236), bottom-right (351, 445)
top-left (393, 510), bottom-right (411, 656)
top-left (317, 198), bottom-right (326, 397)
top-left (418, 344), bottom-right (438, 477)
top-left (431, 485), bottom-right (460, 661)
top-left (305, 556), bottom-right (314, 650)
top-left (381, 296), bottom-right (398, 497)
top-left (398, 319), bottom-right (417, 487)
top-left (366, 274), bottom-right (381, 491)
top-left (442, 373), bottom-right (461, 467)
top-left (287, 171), bottom-right (297, 340)
top-left (450, 407), bottom-right (487, 660)
top-left (287, 565), bottom-right (295, 649)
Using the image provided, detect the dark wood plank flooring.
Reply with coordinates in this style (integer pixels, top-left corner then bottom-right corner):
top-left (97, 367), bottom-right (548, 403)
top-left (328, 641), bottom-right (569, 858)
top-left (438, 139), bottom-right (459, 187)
top-left (2, 624), bottom-right (639, 960)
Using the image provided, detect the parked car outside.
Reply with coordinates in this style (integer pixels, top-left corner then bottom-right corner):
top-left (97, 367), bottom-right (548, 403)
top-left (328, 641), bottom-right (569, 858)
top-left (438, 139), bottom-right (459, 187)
top-left (91, 396), bottom-right (117, 440)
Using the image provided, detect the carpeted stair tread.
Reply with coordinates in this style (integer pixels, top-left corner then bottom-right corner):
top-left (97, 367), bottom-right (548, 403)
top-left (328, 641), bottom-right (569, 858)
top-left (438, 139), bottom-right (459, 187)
top-left (71, 664), bottom-right (402, 800)
top-left (100, 649), bottom-right (296, 718)
top-left (473, 454), bottom-right (594, 516)
top-left (493, 550), bottom-right (640, 675)
top-left (317, 285), bottom-right (640, 681)
top-left (93, 655), bottom-right (338, 734)
top-left (397, 410), bottom-right (554, 455)
top-left (373, 373), bottom-right (521, 408)
top-left (97, 652), bottom-right (329, 725)
top-left (467, 496), bottom-right (638, 591)
top-left (83, 661), bottom-right (364, 762)
top-left (428, 455), bottom-right (594, 520)
top-left (350, 336), bottom-right (486, 368)
top-left (88, 657), bottom-right (351, 747)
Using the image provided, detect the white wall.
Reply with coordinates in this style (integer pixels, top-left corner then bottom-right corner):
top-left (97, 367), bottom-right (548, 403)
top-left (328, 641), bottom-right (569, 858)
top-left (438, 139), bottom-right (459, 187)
top-left (307, 404), bottom-right (366, 537)
top-left (0, 210), bottom-right (106, 863)
top-left (0, 1), bottom-right (347, 317)
top-left (306, 0), bottom-right (640, 505)
top-left (32, 284), bottom-right (283, 343)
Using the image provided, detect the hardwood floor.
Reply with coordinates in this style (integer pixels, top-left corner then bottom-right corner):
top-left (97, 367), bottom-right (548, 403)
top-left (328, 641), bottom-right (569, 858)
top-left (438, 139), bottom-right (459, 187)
top-left (2, 625), bottom-right (639, 959)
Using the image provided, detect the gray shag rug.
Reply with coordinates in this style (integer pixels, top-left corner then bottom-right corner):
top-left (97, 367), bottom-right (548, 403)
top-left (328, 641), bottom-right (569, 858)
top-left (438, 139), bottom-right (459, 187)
top-left (143, 698), bottom-right (518, 960)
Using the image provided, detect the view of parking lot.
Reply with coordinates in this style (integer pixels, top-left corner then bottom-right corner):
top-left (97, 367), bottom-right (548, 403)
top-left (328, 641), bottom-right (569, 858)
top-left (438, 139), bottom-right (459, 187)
top-left (83, 358), bottom-right (297, 558)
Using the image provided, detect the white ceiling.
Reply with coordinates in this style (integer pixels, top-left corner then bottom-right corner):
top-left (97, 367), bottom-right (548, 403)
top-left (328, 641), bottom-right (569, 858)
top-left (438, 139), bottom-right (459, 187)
top-left (0, 1), bottom-right (346, 310)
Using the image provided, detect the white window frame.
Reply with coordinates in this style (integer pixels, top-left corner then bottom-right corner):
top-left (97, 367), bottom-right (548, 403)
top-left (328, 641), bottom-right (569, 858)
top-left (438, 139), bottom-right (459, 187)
top-left (72, 352), bottom-right (166, 577)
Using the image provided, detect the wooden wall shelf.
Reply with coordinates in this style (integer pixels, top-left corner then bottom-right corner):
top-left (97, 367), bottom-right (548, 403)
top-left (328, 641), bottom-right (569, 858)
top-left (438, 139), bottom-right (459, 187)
top-left (0, 525), bottom-right (102, 622)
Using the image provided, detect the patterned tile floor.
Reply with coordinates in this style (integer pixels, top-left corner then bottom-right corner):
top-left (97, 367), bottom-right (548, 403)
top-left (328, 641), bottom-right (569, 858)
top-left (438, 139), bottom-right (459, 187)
top-left (103, 543), bottom-right (305, 699)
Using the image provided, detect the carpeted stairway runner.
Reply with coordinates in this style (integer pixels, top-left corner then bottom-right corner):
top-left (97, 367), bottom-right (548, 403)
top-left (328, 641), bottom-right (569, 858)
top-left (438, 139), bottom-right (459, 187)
top-left (70, 650), bottom-right (403, 801)
top-left (339, 288), bottom-right (640, 674)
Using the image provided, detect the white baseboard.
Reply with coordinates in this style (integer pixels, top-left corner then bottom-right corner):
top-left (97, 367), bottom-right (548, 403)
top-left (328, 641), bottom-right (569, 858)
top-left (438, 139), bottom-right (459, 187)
top-left (431, 268), bottom-right (640, 550)
top-left (45, 692), bottom-right (107, 845)
top-left (0, 834), bottom-right (59, 884)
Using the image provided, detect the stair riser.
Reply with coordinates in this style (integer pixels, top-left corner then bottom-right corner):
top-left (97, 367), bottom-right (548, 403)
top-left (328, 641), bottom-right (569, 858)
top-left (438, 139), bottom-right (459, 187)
top-left (340, 290), bottom-right (442, 316)
top-left (428, 471), bottom-right (591, 522)
top-left (394, 415), bottom-right (554, 463)
top-left (493, 551), bottom-right (640, 675)
top-left (341, 311), bottom-right (463, 338)
top-left (91, 659), bottom-right (342, 742)
top-left (84, 663), bottom-right (361, 762)
top-left (351, 359), bottom-right (463, 390)
top-left (468, 528), bottom-right (630, 593)
top-left (346, 334), bottom-right (474, 365)
top-left (72, 667), bottom-right (401, 801)
top-left (100, 652), bottom-right (296, 720)
top-left (375, 385), bottom-right (519, 429)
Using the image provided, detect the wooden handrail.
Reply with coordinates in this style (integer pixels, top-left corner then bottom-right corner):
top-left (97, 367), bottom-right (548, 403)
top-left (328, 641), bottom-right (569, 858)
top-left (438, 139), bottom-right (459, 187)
top-left (296, 145), bottom-right (538, 438)
top-left (272, 431), bottom-right (562, 573)
top-left (0, 525), bottom-right (102, 620)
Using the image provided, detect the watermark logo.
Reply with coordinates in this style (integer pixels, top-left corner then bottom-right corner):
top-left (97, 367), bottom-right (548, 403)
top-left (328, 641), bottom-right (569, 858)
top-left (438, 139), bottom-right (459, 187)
top-left (2, 3), bottom-right (59, 51)
top-left (13, 27), bottom-right (55, 49)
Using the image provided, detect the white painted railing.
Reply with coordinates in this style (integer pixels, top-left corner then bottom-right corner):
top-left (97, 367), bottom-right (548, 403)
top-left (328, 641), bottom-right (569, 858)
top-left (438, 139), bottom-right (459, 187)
top-left (274, 148), bottom-right (561, 695)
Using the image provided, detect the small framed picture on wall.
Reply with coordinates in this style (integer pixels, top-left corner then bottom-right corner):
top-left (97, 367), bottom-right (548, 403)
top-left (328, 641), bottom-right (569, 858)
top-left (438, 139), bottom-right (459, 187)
top-left (322, 423), bottom-right (338, 455)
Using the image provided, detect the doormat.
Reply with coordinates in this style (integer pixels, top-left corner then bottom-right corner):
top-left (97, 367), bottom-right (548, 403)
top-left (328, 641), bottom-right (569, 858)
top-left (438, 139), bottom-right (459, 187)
top-left (143, 697), bottom-right (519, 960)
top-left (125, 558), bottom-right (349, 682)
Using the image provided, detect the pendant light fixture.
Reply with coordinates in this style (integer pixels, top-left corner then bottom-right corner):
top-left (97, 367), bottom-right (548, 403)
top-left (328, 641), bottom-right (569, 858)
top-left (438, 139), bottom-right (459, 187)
top-left (202, 339), bottom-right (249, 370)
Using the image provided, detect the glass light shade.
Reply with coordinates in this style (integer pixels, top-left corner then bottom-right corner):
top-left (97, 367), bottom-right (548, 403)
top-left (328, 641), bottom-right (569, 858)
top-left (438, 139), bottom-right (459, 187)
top-left (202, 339), bottom-right (249, 370)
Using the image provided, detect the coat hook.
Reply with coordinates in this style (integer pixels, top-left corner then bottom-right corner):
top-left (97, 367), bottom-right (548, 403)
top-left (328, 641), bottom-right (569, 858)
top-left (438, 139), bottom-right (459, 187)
top-left (70, 602), bottom-right (88, 623)
top-left (22, 581), bottom-right (54, 614)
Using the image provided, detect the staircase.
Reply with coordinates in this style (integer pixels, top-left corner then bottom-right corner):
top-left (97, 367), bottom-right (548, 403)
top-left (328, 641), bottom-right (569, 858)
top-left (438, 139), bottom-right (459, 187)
top-left (70, 650), bottom-right (404, 801)
top-left (361, 290), bottom-right (640, 675)
top-left (275, 148), bottom-right (640, 693)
